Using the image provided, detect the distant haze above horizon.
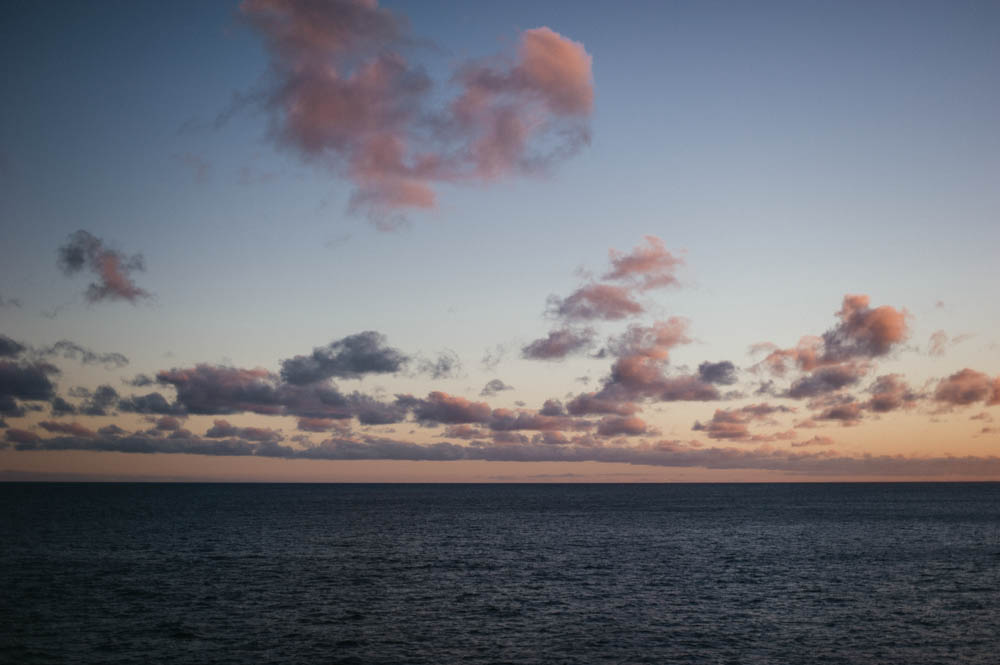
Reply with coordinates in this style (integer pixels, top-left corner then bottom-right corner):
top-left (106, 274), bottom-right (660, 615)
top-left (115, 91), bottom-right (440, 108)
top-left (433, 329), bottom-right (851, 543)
top-left (2, 0), bottom-right (999, 482)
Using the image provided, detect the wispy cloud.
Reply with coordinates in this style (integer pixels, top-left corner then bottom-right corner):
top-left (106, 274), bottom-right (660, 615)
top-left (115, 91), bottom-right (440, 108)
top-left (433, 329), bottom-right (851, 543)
top-left (57, 231), bottom-right (151, 303)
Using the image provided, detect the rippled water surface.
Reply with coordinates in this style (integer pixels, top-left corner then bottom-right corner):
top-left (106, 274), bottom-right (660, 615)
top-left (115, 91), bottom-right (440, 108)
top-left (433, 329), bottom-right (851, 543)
top-left (2, 483), bottom-right (1000, 664)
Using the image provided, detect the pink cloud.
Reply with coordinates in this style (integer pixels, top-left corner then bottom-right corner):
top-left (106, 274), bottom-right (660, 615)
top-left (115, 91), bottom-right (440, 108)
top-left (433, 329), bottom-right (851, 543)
top-left (551, 284), bottom-right (643, 321)
top-left (865, 374), bottom-right (919, 413)
top-left (934, 368), bottom-right (1000, 407)
top-left (692, 403), bottom-right (795, 441)
top-left (929, 330), bottom-right (948, 357)
top-left (596, 416), bottom-right (648, 437)
top-left (405, 391), bottom-right (492, 424)
top-left (603, 236), bottom-right (683, 291)
top-left (58, 231), bottom-right (151, 303)
top-left (565, 391), bottom-right (639, 416)
top-left (5, 428), bottom-right (40, 444)
top-left (242, 0), bottom-right (594, 224)
top-left (609, 318), bottom-right (692, 360)
top-left (758, 295), bottom-right (908, 378)
top-left (38, 421), bottom-right (96, 438)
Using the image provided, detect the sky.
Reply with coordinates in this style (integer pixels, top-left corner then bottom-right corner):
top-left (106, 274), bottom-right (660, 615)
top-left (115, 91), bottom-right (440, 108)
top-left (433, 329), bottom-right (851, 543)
top-left (1, 0), bottom-right (999, 482)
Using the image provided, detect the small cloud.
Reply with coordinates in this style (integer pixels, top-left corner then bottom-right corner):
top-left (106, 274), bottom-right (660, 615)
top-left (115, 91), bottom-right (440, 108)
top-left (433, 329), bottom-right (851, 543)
top-left (416, 350), bottom-right (462, 380)
top-left (173, 152), bottom-right (211, 183)
top-left (57, 231), bottom-right (152, 304)
top-left (480, 379), bottom-right (514, 397)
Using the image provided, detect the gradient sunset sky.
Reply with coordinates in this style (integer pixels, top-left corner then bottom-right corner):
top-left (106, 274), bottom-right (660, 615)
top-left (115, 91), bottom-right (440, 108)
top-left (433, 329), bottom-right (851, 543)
top-left (2, 0), bottom-right (999, 481)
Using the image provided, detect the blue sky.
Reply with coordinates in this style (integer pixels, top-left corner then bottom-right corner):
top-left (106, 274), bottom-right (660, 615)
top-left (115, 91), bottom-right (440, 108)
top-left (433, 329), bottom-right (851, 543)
top-left (1, 1), bottom-right (999, 480)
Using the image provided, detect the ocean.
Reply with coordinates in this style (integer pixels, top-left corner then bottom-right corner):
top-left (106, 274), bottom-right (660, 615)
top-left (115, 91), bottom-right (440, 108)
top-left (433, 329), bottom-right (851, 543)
top-left (2, 482), bottom-right (999, 664)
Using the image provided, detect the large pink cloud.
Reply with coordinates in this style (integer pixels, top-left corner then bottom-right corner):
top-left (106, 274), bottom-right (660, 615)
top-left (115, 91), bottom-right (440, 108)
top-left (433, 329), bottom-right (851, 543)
top-left (241, 0), bottom-right (594, 225)
top-left (824, 294), bottom-right (908, 361)
top-left (755, 294), bottom-right (908, 401)
top-left (759, 295), bottom-right (908, 376)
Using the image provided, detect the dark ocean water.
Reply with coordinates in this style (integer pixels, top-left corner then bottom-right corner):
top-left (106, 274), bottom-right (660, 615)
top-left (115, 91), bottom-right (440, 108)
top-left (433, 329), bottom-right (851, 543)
top-left (2, 483), bottom-right (1000, 664)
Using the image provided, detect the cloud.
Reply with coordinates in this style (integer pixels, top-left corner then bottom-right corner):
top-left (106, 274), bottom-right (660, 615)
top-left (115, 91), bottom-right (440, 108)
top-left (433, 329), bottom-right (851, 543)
top-left (487, 409), bottom-right (588, 433)
top-left (0, 335), bottom-right (26, 358)
top-left (539, 399), bottom-right (566, 416)
top-left (524, 238), bottom-right (686, 364)
top-left (933, 369), bottom-right (1000, 407)
top-left (0, 295), bottom-right (23, 309)
top-left (786, 364), bottom-right (867, 399)
top-left (740, 403), bottom-right (795, 419)
top-left (928, 330), bottom-right (973, 357)
top-left (38, 421), bottom-right (96, 438)
top-left (440, 424), bottom-right (485, 440)
top-left (815, 401), bottom-right (862, 425)
top-left (697, 360), bottom-right (738, 385)
top-left (57, 230), bottom-right (151, 303)
top-left (157, 365), bottom-right (282, 414)
top-left (205, 419), bottom-right (282, 442)
top-left (602, 236), bottom-right (683, 291)
top-left (596, 416), bottom-right (647, 437)
top-left (580, 320), bottom-right (717, 404)
top-left (241, 0), bottom-right (593, 225)
top-left (280, 331), bottom-right (408, 384)
top-left (480, 379), bottom-right (514, 397)
top-left (790, 435), bottom-right (836, 448)
top-left (415, 350), bottom-right (461, 380)
top-left (401, 391), bottom-right (491, 424)
top-left (693, 410), bottom-right (750, 440)
top-left (822, 295), bottom-right (908, 362)
top-left (132, 358), bottom-right (411, 424)
top-left (38, 340), bottom-right (129, 369)
top-left (297, 417), bottom-right (347, 433)
top-left (865, 374), bottom-right (919, 413)
top-left (691, 403), bottom-right (798, 441)
top-left (655, 375), bottom-right (721, 401)
top-left (532, 431), bottom-right (570, 445)
top-left (151, 416), bottom-right (184, 432)
top-left (118, 391), bottom-right (186, 415)
top-left (929, 330), bottom-right (949, 357)
top-left (50, 396), bottom-right (76, 415)
top-left (549, 284), bottom-right (642, 321)
top-left (522, 327), bottom-right (595, 360)
top-left (565, 391), bottom-right (639, 416)
top-left (5, 428), bottom-right (41, 445)
top-left (481, 344), bottom-right (507, 371)
top-left (18, 429), bottom-right (1000, 477)
top-left (607, 318), bottom-right (692, 360)
top-left (346, 392), bottom-right (409, 425)
top-left (758, 296), bottom-right (908, 399)
top-left (0, 360), bottom-right (59, 413)
top-left (124, 374), bottom-right (154, 387)
top-left (79, 385), bottom-right (119, 416)
top-left (13, 429), bottom-right (271, 457)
